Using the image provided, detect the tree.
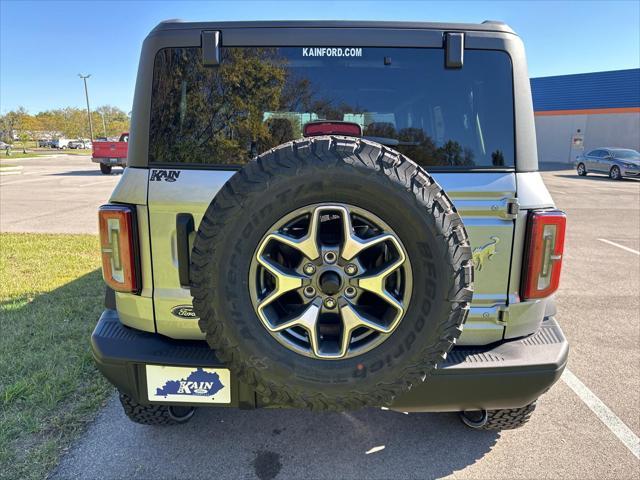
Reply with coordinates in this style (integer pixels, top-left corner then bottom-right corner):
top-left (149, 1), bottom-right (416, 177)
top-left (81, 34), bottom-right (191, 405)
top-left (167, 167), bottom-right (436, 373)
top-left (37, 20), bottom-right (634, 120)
top-left (0, 106), bottom-right (131, 149)
top-left (149, 47), bottom-right (286, 164)
top-left (94, 105), bottom-right (130, 138)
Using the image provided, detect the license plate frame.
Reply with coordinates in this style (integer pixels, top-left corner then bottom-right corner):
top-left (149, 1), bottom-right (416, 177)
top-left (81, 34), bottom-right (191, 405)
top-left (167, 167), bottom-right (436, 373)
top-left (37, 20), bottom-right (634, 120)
top-left (145, 365), bottom-right (231, 404)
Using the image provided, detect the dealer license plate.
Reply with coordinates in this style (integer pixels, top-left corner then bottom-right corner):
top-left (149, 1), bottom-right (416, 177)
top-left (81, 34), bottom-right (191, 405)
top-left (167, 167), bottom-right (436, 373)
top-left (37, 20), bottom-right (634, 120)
top-left (146, 365), bottom-right (231, 404)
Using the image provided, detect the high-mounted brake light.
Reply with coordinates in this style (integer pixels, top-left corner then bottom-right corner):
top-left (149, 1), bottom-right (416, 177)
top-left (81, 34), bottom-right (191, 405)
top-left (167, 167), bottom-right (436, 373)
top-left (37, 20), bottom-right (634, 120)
top-left (521, 210), bottom-right (566, 300)
top-left (303, 121), bottom-right (362, 137)
top-left (98, 204), bottom-right (140, 294)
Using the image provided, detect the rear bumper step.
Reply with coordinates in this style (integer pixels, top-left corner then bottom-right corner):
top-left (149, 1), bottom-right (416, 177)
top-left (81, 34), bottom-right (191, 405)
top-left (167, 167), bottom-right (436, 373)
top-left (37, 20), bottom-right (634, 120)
top-left (91, 310), bottom-right (568, 412)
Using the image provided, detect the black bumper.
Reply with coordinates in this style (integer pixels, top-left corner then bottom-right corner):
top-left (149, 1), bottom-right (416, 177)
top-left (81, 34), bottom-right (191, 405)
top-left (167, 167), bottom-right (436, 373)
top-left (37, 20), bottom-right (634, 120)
top-left (91, 310), bottom-right (568, 412)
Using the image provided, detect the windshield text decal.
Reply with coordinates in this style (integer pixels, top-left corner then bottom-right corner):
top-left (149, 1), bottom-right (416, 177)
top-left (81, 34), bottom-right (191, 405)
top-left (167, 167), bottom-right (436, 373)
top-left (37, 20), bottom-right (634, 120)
top-left (303, 47), bottom-right (363, 57)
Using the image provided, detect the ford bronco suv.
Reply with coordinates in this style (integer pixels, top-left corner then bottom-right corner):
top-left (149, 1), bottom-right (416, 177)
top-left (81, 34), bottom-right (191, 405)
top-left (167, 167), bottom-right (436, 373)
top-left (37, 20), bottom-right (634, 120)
top-left (92, 20), bottom-right (568, 430)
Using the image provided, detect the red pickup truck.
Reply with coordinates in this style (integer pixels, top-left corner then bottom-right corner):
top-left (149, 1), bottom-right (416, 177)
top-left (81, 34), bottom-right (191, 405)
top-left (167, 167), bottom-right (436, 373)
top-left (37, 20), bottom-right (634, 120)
top-left (92, 132), bottom-right (128, 174)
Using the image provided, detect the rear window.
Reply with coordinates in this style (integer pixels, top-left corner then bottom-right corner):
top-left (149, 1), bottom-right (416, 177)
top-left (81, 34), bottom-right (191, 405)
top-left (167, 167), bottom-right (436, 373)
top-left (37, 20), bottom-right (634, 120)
top-left (149, 47), bottom-right (514, 168)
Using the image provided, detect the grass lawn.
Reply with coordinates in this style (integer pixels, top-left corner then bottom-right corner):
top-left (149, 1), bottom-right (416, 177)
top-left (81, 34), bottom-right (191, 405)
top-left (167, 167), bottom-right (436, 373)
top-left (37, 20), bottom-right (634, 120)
top-left (0, 233), bottom-right (113, 480)
top-left (0, 152), bottom-right (46, 159)
top-left (63, 149), bottom-right (92, 155)
top-left (0, 149), bottom-right (92, 159)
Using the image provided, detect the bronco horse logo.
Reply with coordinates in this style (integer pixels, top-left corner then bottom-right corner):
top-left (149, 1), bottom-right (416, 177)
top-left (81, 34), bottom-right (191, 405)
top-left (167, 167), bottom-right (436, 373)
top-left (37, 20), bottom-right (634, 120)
top-left (473, 236), bottom-right (500, 271)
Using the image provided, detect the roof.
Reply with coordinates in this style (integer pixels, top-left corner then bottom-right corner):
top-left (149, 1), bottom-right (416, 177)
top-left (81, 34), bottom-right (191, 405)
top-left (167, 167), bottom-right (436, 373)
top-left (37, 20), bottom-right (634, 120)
top-left (152, 19), bottom-right (515, 34)
top-left (531, 68), bottom-right (640, 112)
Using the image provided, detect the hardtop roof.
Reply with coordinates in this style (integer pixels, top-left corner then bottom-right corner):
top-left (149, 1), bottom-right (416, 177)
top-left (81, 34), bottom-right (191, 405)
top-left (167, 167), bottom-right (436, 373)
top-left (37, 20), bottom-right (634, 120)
top-left (151, 19), bottom-right (516, 35)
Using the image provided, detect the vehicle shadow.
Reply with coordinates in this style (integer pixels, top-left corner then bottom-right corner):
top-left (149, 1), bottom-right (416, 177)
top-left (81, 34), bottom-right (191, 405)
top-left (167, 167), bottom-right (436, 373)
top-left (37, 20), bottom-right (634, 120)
top-left (49, 169), bottom-right (124, 177)
top-left (554, 174), bottom-right (639, 182)
top-left (53, 394), bottom-right (500, 479)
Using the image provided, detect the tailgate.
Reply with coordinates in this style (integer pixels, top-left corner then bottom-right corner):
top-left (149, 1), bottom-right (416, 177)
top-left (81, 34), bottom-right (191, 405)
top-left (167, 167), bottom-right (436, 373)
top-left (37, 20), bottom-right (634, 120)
top-left (93, 142), bottom-right (127, 158)
top-left (147, 169), bottom-right (516, 345)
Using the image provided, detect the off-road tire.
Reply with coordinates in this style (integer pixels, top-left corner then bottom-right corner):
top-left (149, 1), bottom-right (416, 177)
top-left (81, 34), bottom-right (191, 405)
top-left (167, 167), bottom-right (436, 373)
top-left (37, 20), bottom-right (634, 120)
top-left (119, 392), bottom-right (195, 425)
top-left (191, 136), bottom-right (473, 411)
top-left (100, 163), bottom-right (112, 175)
top-left (461, 402), bottom-right (537, 430)
top-left (576, 163), bottom-right (587, 176)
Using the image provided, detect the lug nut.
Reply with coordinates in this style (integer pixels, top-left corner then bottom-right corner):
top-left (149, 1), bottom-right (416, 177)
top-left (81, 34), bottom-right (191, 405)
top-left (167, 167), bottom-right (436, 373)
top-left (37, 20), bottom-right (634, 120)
top-left (324, 297), bottom-right (337, 309)
top-left (303, 263), bottom-right (316, 275)
top-left (344, 286), bottom-right (357, 298)
top-left (344, 263), bottom-right (358, 276)
top-left (303, 286), bottom-right (316, 298)
top-left (324, 251), bottom-right (337, 264)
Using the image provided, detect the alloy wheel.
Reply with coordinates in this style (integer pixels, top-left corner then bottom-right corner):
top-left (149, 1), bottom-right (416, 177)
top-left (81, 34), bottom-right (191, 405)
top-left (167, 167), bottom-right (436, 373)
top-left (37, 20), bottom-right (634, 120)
top-left (249, 203), bottom-right (412, 360)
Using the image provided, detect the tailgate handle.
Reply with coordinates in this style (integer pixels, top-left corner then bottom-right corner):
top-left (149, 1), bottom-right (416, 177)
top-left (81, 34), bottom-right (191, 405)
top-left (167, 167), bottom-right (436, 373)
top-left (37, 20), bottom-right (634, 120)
top-left (176, 213), bottom-right (195, 288)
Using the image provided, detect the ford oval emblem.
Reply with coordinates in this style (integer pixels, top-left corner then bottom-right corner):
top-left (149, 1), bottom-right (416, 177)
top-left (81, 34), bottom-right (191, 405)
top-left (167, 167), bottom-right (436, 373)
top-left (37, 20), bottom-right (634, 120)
top-left (171, 305), bottom-right (199, 319)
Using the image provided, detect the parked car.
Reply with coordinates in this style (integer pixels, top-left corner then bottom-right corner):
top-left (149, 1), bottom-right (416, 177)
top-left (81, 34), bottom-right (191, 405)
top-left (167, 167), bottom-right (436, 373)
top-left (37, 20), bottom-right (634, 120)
top-left (38, 139), bottom-right (53, 148)
top-left (51, 138), bottom-right (71, 149)
top-left (68, 139), bottom-right (92, 149)
top-left (92, 20), bottom-right (568, 431)
top-left (576, 148), bottom-right (640, 180)
top-left (0, 141), bottom-right (12, 153)
top-left (91, 132), bottom-right (128, 174)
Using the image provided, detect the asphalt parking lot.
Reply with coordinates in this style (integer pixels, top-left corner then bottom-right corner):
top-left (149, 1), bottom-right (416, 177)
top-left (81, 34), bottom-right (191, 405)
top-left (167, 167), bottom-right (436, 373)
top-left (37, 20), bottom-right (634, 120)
top-left (2, 159), bottom-right (638, 479)
top-left (0, 154), bottom-right (121, 234)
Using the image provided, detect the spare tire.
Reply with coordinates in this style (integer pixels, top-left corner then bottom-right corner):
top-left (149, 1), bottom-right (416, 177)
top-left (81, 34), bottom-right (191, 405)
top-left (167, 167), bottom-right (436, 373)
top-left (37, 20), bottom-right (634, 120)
top-left (190, 136), bottom-right (473, 410)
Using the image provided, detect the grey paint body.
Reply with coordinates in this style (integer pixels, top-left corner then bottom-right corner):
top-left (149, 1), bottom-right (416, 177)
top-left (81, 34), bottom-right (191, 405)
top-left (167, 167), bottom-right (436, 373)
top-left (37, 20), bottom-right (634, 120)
top-left (112, 20), bottom-right (554, 347)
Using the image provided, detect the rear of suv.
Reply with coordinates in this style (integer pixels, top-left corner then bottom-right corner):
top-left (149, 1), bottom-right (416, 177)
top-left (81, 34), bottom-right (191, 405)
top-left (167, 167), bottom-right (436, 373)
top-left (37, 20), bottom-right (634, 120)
top-left (92, 20), bottom-right (568, 430)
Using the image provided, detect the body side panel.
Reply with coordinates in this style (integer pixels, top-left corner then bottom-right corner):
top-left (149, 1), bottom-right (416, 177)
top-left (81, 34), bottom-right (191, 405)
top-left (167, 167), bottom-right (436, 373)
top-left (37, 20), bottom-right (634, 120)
top-left (109, 169), bottom-right (155, 332)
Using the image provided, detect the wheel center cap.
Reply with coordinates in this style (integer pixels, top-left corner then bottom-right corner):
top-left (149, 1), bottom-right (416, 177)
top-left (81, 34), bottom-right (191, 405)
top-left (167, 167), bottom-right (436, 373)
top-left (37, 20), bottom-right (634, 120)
top-left (319, 271), bottom-right (342, 295)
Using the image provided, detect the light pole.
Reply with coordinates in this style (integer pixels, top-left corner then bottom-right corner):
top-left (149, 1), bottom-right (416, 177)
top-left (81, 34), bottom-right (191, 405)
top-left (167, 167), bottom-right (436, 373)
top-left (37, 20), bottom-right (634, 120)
top-left (78, 74), bottom-right (94, 141)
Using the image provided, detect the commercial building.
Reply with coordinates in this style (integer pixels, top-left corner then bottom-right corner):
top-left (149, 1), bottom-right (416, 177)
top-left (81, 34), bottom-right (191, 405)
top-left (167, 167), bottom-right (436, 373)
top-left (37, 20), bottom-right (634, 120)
top-left (531, 68), bottom-right (640, 164)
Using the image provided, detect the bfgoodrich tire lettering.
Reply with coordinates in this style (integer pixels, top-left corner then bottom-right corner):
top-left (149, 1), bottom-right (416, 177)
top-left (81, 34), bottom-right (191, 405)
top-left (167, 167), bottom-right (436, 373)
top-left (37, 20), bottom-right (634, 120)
top-left (190, 136), bottom-right (473, 410)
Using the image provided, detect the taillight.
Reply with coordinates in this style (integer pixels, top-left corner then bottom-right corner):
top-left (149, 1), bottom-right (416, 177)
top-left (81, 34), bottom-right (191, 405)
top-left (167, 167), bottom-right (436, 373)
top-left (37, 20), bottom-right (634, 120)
top-left (98, 204), bottom-right (140, 294)
top-left (521, 210), bottom-right (566, 300)
top-left (303, 121), bottom-right (362, 137)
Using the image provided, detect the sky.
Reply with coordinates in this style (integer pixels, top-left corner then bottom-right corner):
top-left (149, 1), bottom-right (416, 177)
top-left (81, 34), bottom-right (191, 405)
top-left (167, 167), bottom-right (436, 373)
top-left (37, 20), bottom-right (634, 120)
top-left (1, 0), bottom-right (639, 114)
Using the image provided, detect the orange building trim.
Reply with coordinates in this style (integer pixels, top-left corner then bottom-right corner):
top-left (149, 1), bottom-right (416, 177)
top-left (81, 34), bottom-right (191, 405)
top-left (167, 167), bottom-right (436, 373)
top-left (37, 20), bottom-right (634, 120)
top-left (535, 107), bottom-right (640, 116)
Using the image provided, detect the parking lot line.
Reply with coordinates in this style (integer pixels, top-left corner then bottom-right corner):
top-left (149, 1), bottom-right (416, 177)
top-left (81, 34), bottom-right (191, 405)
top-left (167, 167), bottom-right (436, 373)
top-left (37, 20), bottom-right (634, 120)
top-left (562, 369), bottom-right (640, 459)
top-left (597, 238), bottom-right (640, 255)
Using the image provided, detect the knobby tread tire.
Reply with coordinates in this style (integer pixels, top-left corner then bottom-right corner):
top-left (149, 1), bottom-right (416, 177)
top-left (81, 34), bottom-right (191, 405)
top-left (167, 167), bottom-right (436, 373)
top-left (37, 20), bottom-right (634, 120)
top-left (481, 402), bottom-right (537, 430)
top-left (119, 392), bottom-right (192, 426)
top-left (190, 136), bottom-right (473, 411)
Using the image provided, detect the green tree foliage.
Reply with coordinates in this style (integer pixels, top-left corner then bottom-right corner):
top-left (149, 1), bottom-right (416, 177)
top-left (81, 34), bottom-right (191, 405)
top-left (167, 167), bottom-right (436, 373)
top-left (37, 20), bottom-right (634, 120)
top-left (0, 106), bottom-right (130, 143)
top-left (150, 47), bottom-right (286, 164)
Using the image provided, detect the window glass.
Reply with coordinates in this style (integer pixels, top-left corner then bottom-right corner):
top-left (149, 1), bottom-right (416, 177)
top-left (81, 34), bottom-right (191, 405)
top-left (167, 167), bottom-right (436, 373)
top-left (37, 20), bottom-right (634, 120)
top-left (149, 47), bottom-right (515, 168)
top-left (612, 149), bottom-right (640, 160)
